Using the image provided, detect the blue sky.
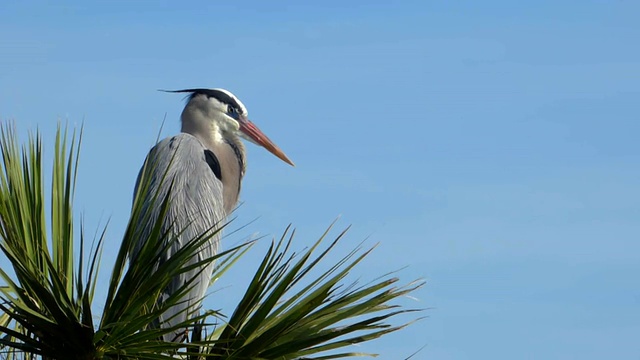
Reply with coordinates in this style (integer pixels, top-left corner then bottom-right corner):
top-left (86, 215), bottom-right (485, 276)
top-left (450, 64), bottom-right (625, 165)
top-left (1, 0), bottom-right (639, 358)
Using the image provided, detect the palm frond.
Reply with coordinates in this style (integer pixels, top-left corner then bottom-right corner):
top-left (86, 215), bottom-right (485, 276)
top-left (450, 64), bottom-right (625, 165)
top-left (0, 123), bottom-right (425, 359)
top-left (0, 123), bottom-right (96, 359)
top-left (203, 223), bottom-right (426, 359)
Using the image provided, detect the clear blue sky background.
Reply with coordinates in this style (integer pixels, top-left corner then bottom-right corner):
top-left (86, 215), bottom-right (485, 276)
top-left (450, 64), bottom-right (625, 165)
top-left (1, 1), bottom-right (639, 358)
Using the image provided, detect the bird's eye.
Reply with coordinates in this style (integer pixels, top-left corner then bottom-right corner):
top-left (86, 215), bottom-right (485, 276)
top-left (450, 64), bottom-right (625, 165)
top-left (228, 106), bottom-right (236, 114)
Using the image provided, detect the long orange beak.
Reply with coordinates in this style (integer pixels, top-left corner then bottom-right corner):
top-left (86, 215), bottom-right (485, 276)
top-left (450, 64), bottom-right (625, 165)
top-left (238, 115), bottom-right (295, 166)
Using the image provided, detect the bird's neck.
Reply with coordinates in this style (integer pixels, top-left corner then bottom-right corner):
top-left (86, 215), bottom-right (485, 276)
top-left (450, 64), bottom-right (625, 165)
top-left (181, 116), bottom-right (245, 214)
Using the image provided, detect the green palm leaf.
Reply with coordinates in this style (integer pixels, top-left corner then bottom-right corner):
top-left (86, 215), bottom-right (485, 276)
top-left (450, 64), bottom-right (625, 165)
top-left (0, 123), bottom-right (424, 360)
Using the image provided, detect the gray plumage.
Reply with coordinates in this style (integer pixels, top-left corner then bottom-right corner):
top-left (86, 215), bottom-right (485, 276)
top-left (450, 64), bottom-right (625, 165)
top-left (130, 88), bottom-right (294, 342)
top-left (133, 134), bottom-right (225, 342)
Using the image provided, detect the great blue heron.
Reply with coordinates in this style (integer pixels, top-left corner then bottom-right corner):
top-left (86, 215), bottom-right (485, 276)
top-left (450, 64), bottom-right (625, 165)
top-left (131, 88), bottom-right (294, 342)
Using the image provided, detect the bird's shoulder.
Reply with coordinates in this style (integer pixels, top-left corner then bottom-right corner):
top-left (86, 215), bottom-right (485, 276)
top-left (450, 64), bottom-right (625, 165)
top-left (136, 133), bottom-right (222, 192)
top-left (152, 133), bottom-right (222, 181)
top-left (151, 133), bottom-right (205, 157)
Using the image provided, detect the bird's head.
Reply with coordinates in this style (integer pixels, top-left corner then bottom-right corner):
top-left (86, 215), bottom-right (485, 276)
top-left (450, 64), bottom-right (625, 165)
top-left (164, 88), bottom-right (294, 166)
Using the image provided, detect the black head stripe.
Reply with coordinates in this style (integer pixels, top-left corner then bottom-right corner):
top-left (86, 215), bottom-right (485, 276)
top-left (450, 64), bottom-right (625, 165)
top-left (162, 88), bottom-right (245, 114)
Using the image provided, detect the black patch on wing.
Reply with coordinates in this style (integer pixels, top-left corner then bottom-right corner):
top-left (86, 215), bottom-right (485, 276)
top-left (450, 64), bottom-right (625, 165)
top-left (204, 150), bottom-right (222, 181)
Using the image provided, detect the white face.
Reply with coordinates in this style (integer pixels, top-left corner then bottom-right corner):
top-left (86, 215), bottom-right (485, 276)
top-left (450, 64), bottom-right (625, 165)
top-left (201, 90), bottom-right (257, 145)
top-left (190, 94), bottom-right (241, 134)
top-left (182, 89), bottom-right (260, 147)
top-left (202, 89), bottom-right (248, 133)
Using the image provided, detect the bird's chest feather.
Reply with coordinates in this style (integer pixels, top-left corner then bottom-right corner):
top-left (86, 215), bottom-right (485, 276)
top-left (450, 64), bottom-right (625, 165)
top-left (206, 141), bottom-right (243, 214)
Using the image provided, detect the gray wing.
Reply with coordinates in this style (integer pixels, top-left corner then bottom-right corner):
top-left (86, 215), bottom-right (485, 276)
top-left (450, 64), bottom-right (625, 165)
top-left (131, 133), bottom-right (225, 342)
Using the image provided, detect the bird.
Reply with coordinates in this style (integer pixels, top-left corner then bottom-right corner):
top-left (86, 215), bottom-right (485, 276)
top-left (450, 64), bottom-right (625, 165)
top-left (130, 88), bottom-right (294, 342)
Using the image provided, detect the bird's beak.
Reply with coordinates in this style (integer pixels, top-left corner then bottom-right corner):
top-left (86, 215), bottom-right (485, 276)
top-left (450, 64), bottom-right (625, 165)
top-left (238, 115), bottom-right (295, 166)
